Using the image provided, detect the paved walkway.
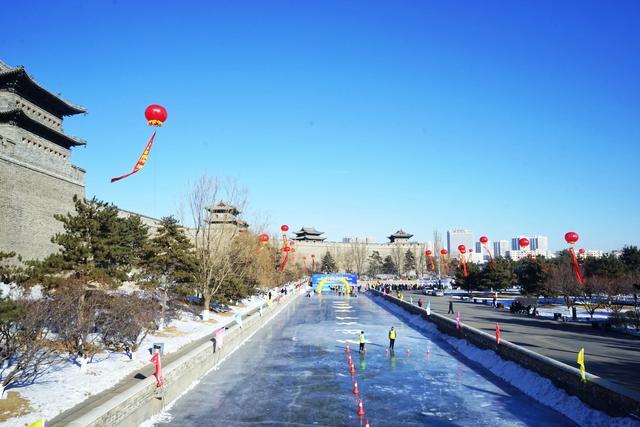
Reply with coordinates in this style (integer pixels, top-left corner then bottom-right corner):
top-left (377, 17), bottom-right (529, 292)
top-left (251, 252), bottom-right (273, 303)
top-left (406, 291), bottom-right (640, 393)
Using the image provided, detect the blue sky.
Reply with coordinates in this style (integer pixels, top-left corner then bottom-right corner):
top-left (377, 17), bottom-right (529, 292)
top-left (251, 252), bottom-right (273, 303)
top-left (2, 1), bottom-right (639, 250)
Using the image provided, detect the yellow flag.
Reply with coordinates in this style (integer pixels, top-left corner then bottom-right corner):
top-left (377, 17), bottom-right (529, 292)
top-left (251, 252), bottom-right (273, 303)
top-left (28, 418), bottom-right (45, 427)
top-left (577, 348), bottom-right (586, 383)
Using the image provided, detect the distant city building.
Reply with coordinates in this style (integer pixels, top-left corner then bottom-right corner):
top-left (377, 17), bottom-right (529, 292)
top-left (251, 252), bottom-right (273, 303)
top-left (493, 240), bottom-right (510, 258)
top-left (511, 236), bottom-right (529, 251)
top-left (585, 249), bottom-right (604, 258)
top-left (530, 236), bottom-right (549, 252)
top-left (447, 229), bottom-right (474, 257)
top-left (388, 229), bottom-right (413, 243)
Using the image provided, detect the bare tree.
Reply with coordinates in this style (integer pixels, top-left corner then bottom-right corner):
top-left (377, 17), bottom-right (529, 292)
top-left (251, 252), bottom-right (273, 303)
top-left (415, 244), bottom-right (426, 278)
top-left (348, 241), bottom-right (368, 277)
top-left (545, 263), bottom-right (580, 312)
top-left (578, 275), bottom-right (608, 319)
top-left (1, 299), bottom-right (61, 397)
top-left (391, 246), bottom-right (404, 277)
top-left (97, 293), bottom-right (158, 359)
top-left (188, 176), bottom-right (249, 319)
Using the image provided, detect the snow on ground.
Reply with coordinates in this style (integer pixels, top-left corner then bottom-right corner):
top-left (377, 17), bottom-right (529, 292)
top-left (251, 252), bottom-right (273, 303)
top-left (2, 287), bottom-right (292, 427)
top-left (373, 295), bottom-right (639, 427)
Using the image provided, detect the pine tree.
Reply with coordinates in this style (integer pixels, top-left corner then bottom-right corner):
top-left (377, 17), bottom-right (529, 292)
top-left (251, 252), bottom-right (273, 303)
top-left (382, 255), bottom-right (397, 275)
top-left (138, 216), bottom-right (196, 326)
top-left (320, 251), bottom-right (337, 273)
top-left (478, 257), bottom-right (515, 290)
top-left (34, 196), bottom-right (149, 289)
top-left (367, 251), bottom-right (383, 276)
top-left (403, 249), bottom-right (417, 276)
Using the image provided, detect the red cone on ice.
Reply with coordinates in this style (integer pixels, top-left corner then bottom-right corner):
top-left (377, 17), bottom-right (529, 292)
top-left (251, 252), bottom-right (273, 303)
top-left (353, 380), bottom-right (359, 395)
top-left (357, 398), bottom-right (365, 417)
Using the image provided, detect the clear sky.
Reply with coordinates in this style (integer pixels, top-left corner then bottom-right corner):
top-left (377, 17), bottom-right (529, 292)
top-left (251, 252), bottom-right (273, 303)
top-left (2, 0), bottom-right (639, 250)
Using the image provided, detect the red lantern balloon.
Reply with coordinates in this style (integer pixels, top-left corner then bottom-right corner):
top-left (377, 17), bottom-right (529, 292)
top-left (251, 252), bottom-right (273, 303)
top-left (441, 249), bottom-right (448, 255)
top-left (425, 249), bottom-right (432, 256)
top-left (259, 233), bottom-right (269, 243)
top-left (458, 244), bottom-right (466, 254)
top-left (479, 236), bottom-right (488, 244)
top-left (281, 225), bottom-right (289, 232)
top-left (579, 248), bottom-right (586, 254)
top-left (518, 238), bottom-right (529, 248)
top-left (145, 104), bottom-right (167, 126)
top-left (565, 231), bottom-right (579, 245)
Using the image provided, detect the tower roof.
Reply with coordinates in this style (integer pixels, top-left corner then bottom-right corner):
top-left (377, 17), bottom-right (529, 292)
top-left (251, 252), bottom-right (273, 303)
top-left (0, 108), bottom-right (86, 148)
top-left (388, 229), bottom-right (413, 242)
top-left (0, 63), bottom-right (86, 117)
top-left (292, 226), bottom-right (326, 241)
top-left (294, 227), bottom-right (323, 236)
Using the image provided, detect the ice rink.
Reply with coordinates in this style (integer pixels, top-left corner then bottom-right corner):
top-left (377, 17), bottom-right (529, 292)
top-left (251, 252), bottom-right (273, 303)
top-left (155, 292), bottom-right (573, 426)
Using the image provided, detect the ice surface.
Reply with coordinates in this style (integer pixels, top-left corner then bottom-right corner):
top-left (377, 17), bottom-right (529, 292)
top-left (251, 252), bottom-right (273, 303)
top-left (149, 293), bottom-right (586, 426)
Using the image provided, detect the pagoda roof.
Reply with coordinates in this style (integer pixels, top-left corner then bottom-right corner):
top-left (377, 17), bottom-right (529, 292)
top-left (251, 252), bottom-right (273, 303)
top-left (294, 227), bottom-right (324, 236)
top-left (388, 229), bottom-right (413, 239)
top-left (293, 235), bottom-right (326, 241)
top-left (207, 201), bottom-right (240, 213)
top-left (0, 65), bottom-right (86, 117)
top-left (0, 108), bottom-right (86, 148)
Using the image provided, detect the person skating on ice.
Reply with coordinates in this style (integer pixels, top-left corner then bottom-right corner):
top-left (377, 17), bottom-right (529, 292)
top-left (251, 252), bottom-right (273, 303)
top-left (359, 331), bottom-right (366, 353)
top-left (388, 326), bottom-right (396, 351)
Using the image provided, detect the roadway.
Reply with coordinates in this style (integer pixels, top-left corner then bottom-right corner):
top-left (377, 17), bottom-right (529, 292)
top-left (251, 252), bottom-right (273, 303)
top-left (406, 290), bottom-right (640, 393)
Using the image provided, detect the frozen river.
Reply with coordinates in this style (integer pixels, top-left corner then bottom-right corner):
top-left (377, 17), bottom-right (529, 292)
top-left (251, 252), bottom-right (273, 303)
top-left (154, 292), bottom-right (573, 426)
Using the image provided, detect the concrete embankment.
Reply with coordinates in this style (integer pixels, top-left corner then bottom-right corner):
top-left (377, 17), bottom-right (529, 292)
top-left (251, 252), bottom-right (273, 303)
top-left (50, 291), bottom-right (301, 427)
top-left (370, 289), bottom-right (640, 421)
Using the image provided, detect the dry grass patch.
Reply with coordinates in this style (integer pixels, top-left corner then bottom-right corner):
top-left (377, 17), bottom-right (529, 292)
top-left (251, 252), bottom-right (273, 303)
top-left (0, 391), bottom-right (32, 422)
top-left (155, 326), bottom-right (188, 337)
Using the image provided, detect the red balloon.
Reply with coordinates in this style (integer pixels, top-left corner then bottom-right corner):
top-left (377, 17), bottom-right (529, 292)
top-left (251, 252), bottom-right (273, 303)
top-left (565, 231), bottom-right (579, 245)
top-left (259, 233), bottom-right (269, 243)
top-left (145, 104), bottom-right (167, 126)
top-left (458, 244), bottom-right (466, 254)
top-left (281, 224), bottom-right (289, 232)
top-left (440, 249), bottom-right (448, 255)
top-left (518, 238), bottom-right (529, 248)
top-left (479, 236), bottom-right (488, 244)
top-left (425, 249), bottom-right (432, 256)
top-left (579, 248), bottom-right (586, 254)
top-left (283, 246), bottom-right (291, 253)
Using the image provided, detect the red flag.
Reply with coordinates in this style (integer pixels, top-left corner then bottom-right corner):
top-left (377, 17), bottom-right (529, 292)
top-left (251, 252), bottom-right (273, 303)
top-left (111, 131), bottom-right (156, 183)
top-left (496, 323), bottom-right (501, 344)
top-left (150, 352), bottom-right (164, 387)
top-left (569, 247), bottom-right (584, 285)
top-left (280, 252), bottom-right (289, 272)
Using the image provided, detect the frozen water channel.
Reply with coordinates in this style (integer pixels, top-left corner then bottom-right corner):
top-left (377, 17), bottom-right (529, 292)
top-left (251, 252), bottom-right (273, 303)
top-left (154, 293), bottom-right (574, 426)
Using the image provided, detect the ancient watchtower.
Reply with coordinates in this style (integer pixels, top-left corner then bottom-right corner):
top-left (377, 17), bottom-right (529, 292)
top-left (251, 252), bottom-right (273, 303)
top-left (0, 60), bottom-right (87, 261)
